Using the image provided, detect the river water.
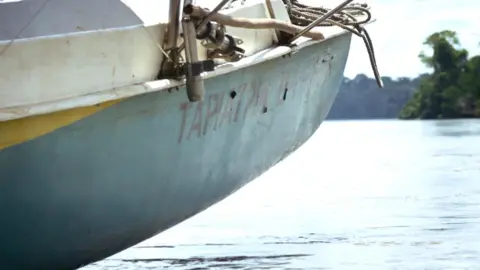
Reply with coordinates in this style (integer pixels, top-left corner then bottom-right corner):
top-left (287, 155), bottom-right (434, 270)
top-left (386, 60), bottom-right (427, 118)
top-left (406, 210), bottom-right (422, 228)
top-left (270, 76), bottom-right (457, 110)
top-left (83, 119), bottom-right (480, 270)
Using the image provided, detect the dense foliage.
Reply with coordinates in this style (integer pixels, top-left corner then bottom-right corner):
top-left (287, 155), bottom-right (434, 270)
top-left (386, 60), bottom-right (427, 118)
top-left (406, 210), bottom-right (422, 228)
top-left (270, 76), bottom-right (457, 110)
top-left (399, 30), bottom-right (480, 119)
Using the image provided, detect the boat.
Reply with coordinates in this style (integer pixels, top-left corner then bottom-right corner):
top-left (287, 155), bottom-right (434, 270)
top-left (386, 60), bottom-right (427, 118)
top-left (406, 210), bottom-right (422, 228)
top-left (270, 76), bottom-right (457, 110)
top-left (0, 0), bottom-right (381, 269)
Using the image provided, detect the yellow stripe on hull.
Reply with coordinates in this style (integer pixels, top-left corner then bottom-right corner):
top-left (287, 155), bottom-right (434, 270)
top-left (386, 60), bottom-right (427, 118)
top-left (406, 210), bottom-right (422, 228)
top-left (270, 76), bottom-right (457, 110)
top-left (0, 100), bottom-right (121, 150)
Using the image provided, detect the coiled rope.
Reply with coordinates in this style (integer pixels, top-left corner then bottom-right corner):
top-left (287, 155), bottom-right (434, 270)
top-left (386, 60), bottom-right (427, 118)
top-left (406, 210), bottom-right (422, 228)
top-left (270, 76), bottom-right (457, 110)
top-left (283, 0), bottom-right (383, 87)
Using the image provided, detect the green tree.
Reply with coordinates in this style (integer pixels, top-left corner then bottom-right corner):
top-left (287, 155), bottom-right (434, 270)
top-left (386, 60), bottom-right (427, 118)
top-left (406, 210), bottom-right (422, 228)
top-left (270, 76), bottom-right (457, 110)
top-left (399, 30), bottom-right (480, 119)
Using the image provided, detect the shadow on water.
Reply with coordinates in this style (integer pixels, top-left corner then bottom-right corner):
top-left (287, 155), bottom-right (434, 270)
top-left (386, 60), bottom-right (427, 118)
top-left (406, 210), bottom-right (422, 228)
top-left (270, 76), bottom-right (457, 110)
top-left (103, 253), bottom-right (312, 270)
top-left (429, 119), bottom-right (480, 137)
top-left (118, 253), bottom-right (310, 264)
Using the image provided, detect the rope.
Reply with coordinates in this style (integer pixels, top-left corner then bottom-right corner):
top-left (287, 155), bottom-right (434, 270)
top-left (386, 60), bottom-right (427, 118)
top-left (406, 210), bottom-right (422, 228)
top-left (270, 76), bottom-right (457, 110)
top-left (185, 5), bottom-right (325, 40)
top-left (282, 0), bottom-right (383, 88)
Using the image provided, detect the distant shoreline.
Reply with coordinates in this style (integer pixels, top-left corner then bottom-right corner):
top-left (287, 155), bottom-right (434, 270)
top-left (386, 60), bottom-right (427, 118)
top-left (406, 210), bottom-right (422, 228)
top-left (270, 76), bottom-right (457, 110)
top-left (326, 74), bottom-right (425, 120)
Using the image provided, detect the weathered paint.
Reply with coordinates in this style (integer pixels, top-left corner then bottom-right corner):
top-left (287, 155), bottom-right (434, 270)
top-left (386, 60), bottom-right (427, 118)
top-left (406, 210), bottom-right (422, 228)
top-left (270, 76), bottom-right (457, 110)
top-left (0, 32), bottom-right (351, 270)
top-left (177, 76), bottom-right (289, 144)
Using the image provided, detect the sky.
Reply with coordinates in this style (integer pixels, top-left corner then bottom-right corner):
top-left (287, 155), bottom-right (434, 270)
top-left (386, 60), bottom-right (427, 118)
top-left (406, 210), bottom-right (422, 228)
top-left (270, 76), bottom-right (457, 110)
top-left (343, 0), bottom-right (480, 79)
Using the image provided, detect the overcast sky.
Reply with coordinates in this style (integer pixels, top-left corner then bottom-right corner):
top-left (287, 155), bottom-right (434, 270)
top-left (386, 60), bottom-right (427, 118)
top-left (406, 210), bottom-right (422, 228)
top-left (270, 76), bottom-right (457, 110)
top-left (344, 0), bottom-right (480, 78)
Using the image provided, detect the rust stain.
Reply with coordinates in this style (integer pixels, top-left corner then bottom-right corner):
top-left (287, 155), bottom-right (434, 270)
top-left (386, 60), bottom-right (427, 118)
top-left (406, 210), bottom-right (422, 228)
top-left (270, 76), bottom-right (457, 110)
top-left (177, 70), bottom-right (298, 144)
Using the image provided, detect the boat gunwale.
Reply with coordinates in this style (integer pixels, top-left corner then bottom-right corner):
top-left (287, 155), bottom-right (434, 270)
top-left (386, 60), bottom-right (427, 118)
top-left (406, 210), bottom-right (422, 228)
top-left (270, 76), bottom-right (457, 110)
top-left (0, 19), bottom-right (374, 122)
top-left (0, 25), bottom-right (153, 45)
